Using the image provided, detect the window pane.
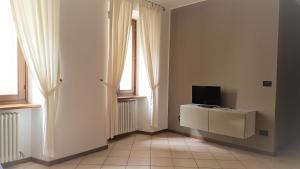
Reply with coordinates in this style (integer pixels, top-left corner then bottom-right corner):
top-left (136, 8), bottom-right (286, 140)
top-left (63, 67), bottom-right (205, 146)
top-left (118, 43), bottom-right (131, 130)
top-left (0, 0), bottom-right (18, 95)
top-left (120, 28), bottom-right (133, 91)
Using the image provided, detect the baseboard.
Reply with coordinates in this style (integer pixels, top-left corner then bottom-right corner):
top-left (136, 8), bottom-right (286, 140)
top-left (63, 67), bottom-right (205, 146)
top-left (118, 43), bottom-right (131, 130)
top-left (136, 129), bottom-right (169, 135)
top-left (167, 129), bottom-right (205, 140)
top-left (2, 157), bottom-right (32, 168)
top-left (109, 129), bottom-right (169, 142)
top-left (33, 145), bottom-right (108, 166)
top-left (2, 145), bottom-right (108, 168)
top-left (204, 137), bottom-right (276, 156)
top-left (167, 129), bottom-right (276, 156)
top-left (108, 131), bottom-right (137, 142)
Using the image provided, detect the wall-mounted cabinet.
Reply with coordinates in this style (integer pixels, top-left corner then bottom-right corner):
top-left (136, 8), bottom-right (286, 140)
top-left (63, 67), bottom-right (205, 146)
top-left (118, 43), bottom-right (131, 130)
top-left (180, 105), bottom-right (256, 139)
top-left (180, 105), bottom-right (209, 131)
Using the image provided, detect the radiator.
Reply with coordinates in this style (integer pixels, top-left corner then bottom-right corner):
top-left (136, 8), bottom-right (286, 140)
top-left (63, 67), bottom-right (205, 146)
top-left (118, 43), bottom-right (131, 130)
top-left (117, 100), bottom-right (137, 135)
top-left (0, 112), bottom-right (19, 164)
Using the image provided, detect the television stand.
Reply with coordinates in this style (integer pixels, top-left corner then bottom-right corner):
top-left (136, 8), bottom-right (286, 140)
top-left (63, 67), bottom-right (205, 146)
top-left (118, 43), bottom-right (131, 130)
top-left (180, 104), bottom-right (256, 139)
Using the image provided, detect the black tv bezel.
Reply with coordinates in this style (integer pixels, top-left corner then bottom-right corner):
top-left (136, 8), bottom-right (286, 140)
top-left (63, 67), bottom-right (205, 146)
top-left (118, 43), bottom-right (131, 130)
top-left (192, 86), bottom-right (221, 106)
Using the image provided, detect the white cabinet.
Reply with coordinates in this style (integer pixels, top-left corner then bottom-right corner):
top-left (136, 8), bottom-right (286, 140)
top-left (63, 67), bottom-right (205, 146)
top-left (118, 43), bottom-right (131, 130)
top-left (180, 105), bottom-right (256, 139)
top-left (209, 109), bottom-right (256, 139)
top-left (180, 105), bottom-right (209, 131)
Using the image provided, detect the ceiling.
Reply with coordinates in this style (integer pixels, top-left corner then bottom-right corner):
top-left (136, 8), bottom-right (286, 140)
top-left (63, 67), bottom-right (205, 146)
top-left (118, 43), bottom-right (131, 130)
top-left (152, 0), bottom-right (206, 10)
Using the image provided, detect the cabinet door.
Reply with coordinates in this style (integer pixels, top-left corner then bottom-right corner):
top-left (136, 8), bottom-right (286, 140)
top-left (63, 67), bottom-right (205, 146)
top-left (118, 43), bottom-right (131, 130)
top-left (180, 106), bottom-right (209, 131)
top-left (209, 110), bottom-right (245, 139)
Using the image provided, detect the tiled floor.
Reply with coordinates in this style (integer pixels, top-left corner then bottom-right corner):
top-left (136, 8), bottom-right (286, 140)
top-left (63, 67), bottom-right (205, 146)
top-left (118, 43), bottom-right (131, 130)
top-left (5, 132), bottom-right (300, 169)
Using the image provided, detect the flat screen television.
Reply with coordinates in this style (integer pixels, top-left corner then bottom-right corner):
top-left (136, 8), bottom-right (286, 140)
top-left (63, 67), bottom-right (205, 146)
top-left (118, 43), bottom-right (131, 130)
top-left (192, 86), bottom-right (221, 106)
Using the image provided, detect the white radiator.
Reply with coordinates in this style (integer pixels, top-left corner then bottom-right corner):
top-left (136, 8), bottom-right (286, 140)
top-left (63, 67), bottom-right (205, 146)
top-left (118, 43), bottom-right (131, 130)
top-left (0, 112), bottom-right (19, 164)
top-left (117, 100), bottom-right (137, 135)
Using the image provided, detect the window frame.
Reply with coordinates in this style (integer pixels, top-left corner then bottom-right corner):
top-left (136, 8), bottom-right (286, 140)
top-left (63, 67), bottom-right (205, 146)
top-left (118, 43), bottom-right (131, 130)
top-left (0, 43), bottom-right (27, 104)
top-left (118, 20), bottom-right (137, 96)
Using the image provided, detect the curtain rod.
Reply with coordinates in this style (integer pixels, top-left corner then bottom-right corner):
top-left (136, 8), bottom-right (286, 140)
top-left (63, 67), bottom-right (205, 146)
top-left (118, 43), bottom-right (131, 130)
top-left (145, 0), bottom-right (166, 11)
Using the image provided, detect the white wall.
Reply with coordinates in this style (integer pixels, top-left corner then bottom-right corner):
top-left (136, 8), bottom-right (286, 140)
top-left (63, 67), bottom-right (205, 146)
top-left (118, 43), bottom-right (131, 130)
top-left (11, 0), bottom-right (169, 161)
top-left (29, 0), bottom-right (110, 161)
top-left (53, 0), bottom-right (109, 160)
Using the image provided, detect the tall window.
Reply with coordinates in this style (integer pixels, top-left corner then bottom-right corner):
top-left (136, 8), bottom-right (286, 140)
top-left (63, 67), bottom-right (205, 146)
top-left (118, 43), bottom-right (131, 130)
top-left (0, 0), bottom-right (26, 103)
top-left (119, 20), bottom-right (137, 95)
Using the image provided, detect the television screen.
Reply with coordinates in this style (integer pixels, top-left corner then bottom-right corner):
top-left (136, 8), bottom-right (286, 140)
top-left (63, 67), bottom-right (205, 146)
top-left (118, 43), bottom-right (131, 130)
top-left (192, 86), bottom-right (221, 106)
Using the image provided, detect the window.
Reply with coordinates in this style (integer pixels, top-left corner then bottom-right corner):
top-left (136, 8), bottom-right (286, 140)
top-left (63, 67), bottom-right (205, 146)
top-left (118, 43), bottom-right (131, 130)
top-left (0, 0), bottom-right (26, 103)
top-left (119, 20), bottom-right (137, 96)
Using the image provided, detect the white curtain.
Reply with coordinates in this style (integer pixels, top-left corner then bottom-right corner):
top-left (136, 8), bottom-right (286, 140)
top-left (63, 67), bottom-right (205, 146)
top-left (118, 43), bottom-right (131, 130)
top-left (10, 0), bottom-right (61, 158)
top-left (107, 0), bottom-right (133, 138)
top-left (139, 0), bottom-right (163, 127)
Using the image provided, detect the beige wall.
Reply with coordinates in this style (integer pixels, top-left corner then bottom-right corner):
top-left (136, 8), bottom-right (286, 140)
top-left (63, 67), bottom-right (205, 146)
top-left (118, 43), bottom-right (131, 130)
top-left (169, 0), bottom-right (279, 153)
top-left (276, 0), bottom-right (300, 149)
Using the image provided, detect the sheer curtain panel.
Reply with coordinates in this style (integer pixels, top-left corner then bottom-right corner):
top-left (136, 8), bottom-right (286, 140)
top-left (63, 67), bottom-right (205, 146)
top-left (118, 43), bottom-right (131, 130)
top-left (10, 0), bottom-right (61, 158)
top-left (107, 0), bottom-right (133, 138)
top-left (139, 0), bottom-right (163, 127)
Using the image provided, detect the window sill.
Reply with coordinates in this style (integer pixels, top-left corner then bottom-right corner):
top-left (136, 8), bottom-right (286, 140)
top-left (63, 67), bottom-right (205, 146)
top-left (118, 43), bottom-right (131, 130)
top-left (0, 103), bottom-right (41, 111)
top-left (118, 95), bottom-right (147, 101)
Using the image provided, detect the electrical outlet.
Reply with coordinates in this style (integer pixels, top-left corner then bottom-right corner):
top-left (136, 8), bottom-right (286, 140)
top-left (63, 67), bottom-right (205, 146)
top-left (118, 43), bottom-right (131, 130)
top-left (259, 130), bottom-right (269, 136)
top-left (263, 81), bottom-right (272, 87)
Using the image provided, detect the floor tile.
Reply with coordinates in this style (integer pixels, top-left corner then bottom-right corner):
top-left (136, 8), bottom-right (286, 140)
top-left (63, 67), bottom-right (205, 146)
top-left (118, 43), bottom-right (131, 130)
top-left (113, 144), bottom-right (132, 151)
top-left (118, 139), bottom-right (134, 146)
top-left (152, 141), bottom-right (169, 145)
top-left (232, 151), bottom-right (257, 161)
top-left (218, 160), bottom-right (246, 169)
top-left (209, 146), bottom-right (229, 153)
top-left (135, 135), bottom-right (151, 141)
top-left (80, 156), bottom-right (106, 165)
top-left (130, 150), bottom-right (150, 158)
top-left (151, 158), bottom-right (173, 167)
top-left (171, 151), bottom-right (193, 159)
top-left (109, 150), bottom-right (131, 157)
top-left (172, 158), bottom-right (197, 168)
top-left (76, 165), bottom-right (101, 169)
top-left (151, 150), bottom-right (172, 158)
top-left (195, 159), bottom-right (221, 168)
top-left (128, 157), bottom-right (150, 166)
top-left (188, 146), bottom-right (209, 152)
top-left (104, 157), bottom-right (128, 166)
top-left (24, 163), bottom-right (49, 169)
top-left (174, 168), bottom-right (198, 169)
top-left (192, 152), bottom-right (215, 160)
top-left (134, 141), bottom-right (151, 146)
top-left (241, 160), bottom-right (270, 169)
top-left (212, 152), bottom-right (237, 160)
top-left (151, 167), bottom-right (174, 169)
top-left (101, 166), bottom-right (126, 169)
top-left (126, 166), bottom-right (150, 169)
top-left (50, 164), bottom-right (77, 169)
top-left (151, 145), bottom-right (170, 151)
top-left (133, 145), bottom-right (151, 151)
